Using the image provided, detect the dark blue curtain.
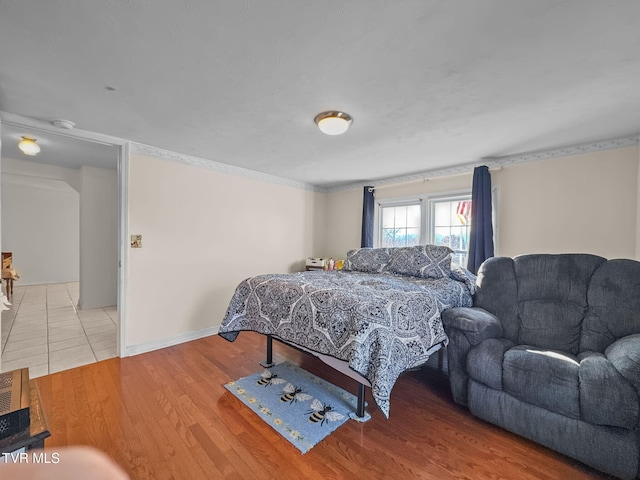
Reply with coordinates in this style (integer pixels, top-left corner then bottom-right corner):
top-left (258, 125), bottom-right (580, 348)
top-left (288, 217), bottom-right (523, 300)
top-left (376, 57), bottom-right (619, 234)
top-left (361, 186), bottom-right (375, 248)
top-left (467, 166), bottom-right (494, 274)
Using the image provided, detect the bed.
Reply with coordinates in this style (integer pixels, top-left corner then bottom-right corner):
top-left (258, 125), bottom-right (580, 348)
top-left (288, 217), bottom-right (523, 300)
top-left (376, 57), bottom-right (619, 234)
top-left (218, 245), bottom-right (476, 418)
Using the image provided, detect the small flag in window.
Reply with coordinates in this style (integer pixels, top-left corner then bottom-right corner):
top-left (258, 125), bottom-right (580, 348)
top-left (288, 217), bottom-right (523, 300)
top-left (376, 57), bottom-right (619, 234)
top-left (456, 201), bottom-right (471, 225)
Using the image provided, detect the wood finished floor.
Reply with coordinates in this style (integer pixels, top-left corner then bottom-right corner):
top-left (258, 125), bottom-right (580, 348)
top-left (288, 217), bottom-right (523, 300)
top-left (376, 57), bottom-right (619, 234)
top-left (34, 332), bottom-right (613, 480)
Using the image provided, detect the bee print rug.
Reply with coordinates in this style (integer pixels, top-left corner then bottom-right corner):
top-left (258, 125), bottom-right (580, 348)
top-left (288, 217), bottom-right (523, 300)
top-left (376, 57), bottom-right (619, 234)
top-left (225, 361), bottom-right (370, 453)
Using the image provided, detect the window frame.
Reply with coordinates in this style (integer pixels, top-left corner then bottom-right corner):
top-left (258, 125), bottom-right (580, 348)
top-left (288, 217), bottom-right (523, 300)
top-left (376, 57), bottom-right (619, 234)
top-left (427, 193), bottom-right (473, 266)
top-left (373, 185), bottom-right (500, 268)
top-left (374, 197), bottom-right (426, 248)
top-left (374, 187), bottom-right (498, 266)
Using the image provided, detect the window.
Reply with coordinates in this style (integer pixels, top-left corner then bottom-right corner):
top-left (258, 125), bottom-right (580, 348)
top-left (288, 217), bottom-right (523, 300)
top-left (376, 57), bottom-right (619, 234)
top-left (378, 202), bottom-right (423, 248)
top-left (376, 193), bottom-right (475, 267)
top-left (429, 196), bottom-right (472, 267)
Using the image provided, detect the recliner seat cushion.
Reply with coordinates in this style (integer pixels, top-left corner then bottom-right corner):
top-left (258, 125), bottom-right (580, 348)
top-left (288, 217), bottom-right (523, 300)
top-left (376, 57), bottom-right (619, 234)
top-left (472, 343), bottom-right (639, 428)
top-left (502, 345), bottom-right (580, 419)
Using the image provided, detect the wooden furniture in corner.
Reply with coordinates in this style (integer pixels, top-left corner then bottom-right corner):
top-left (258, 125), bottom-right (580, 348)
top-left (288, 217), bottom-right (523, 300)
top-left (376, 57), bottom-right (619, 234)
top-left (2, 252), bottom-right (11, 270)
top-left (2, 252), bottom-right (18, 301)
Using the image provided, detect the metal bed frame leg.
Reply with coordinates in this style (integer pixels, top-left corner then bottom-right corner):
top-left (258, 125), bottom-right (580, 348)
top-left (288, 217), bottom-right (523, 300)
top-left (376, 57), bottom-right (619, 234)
top-left (262, 333), bottom-right (368, 419)
top-left (356, 383), bottom-right (366, 418)
top-left (260, 334), bottom-right (276, 368)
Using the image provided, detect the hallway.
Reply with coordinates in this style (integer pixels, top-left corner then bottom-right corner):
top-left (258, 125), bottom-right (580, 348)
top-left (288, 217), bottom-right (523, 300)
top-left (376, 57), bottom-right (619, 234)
top-left (1, 282), bottom-right (118, 378)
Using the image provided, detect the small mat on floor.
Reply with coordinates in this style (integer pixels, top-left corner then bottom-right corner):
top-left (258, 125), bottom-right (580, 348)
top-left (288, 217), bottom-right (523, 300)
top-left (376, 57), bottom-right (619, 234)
top-left (225, 361), bottom-right (366, 453)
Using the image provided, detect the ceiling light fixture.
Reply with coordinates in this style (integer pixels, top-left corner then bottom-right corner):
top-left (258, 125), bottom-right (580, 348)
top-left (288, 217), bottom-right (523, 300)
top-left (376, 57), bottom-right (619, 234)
top-left (18, 136), bottom-right (41, 156)
top-left (314, 111), bottom-right (352, 135)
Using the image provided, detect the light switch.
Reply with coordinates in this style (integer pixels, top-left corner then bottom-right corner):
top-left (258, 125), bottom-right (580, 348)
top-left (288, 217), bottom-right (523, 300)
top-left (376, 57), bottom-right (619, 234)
top-left (131, 234), bottom-right (142, 248)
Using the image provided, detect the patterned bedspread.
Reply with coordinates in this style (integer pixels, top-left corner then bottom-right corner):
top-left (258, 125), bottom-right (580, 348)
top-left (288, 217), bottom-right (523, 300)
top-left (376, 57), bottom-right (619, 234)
top-left (219, 269), bottom-right (475, 418)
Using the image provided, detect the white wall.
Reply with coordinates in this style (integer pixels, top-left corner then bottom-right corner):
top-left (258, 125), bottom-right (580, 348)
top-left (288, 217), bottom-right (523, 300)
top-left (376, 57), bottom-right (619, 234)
top-left (322, 188), bottom-right (362, 260)
top-left (125, 153), bottom-right (324, 351)
top-left (324, 146), bottom-right (640, 262)
top-left (0, 159), bottom-right (118, 297)
top-left (1, 173), bottom-right (80, 284)
top-left (79, 165), bottom-right (118, 309)
top-left (493, 147), bottom-right (638, 258)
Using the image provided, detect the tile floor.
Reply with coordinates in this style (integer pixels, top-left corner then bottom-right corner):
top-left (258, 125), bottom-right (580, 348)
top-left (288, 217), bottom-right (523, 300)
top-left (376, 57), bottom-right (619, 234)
top-left (1, 282), bottom-right (118, 378)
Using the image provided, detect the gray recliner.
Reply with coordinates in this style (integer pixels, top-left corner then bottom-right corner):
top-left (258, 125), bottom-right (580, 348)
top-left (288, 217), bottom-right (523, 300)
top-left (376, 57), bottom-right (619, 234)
top-left (442, 254), bottom-right (640, 479)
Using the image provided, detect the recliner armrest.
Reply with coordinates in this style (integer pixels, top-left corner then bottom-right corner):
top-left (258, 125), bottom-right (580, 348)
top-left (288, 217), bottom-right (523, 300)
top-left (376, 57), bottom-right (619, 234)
top-left (441, 307), bottom-right (504, 406)
top-left (605, 333), bottom-right (640, 393)
top-left (442, 307), bottom-right (503, 345)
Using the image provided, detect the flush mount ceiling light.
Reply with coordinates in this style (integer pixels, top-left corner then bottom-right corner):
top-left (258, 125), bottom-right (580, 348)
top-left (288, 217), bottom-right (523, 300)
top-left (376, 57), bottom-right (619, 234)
top-left (18, 136), bottom-right (40, 156)
top-left (314, 111), bottom-right (352, 135)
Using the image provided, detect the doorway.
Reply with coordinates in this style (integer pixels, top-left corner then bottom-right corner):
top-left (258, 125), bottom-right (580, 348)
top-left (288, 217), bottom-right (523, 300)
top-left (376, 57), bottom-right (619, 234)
top-left (0, 118), bottom-right (125, 377)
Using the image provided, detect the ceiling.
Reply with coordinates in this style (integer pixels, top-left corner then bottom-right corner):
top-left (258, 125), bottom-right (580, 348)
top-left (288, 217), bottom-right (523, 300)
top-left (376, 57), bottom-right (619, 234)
top-left (1, 1), bottom-right (639, 188)
top-left (1, 122), bottom-right (118, 171)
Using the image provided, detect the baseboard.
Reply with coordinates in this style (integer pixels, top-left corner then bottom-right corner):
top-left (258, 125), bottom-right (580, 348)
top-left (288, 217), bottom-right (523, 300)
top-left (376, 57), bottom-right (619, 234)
top-left (125, 325), bottom-right (220, 357)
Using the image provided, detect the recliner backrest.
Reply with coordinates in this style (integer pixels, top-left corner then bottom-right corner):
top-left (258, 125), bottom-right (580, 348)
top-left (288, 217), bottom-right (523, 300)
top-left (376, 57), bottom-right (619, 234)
top-left (513, 254), bottom-right (606, 354)
top-left (475, 254), bottom-right (607, 354)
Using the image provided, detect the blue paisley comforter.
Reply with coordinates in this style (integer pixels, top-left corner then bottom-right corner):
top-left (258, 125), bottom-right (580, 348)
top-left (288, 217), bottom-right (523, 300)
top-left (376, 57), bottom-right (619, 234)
top-left (219, 268), bottom-right (475, 418)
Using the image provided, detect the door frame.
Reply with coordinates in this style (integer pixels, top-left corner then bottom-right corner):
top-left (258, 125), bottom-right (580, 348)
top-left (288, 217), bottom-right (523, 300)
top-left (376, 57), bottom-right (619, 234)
top-left (0, 111), bottom-right (129, 357)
